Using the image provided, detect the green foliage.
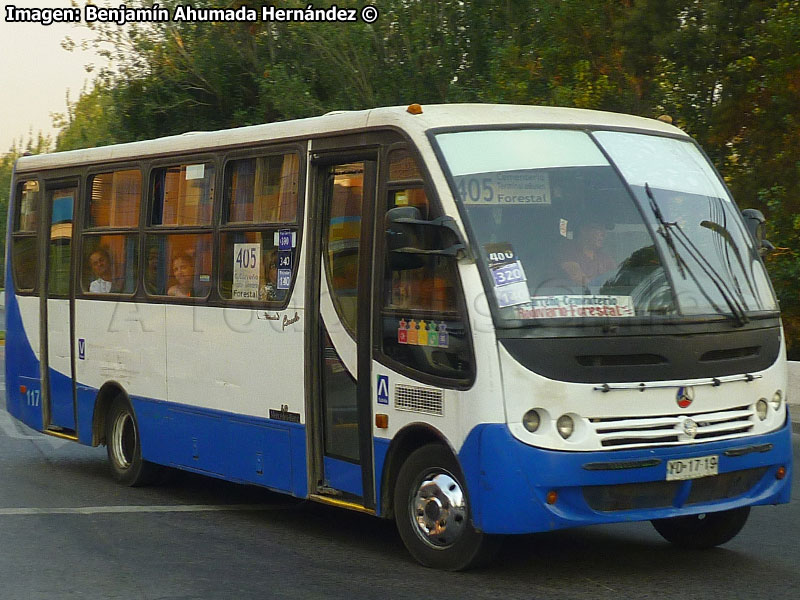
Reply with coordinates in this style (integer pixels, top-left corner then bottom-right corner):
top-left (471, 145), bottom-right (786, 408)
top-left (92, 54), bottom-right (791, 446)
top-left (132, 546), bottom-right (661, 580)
top-left (54, 85), bottom-right (117, 151)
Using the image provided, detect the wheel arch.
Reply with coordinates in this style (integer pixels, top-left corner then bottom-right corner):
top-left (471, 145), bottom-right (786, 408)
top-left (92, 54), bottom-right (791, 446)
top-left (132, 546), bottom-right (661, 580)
top-left (378, 422), bottom-right (459, 519)
top-left (91, 381), bottom-right (131, 446)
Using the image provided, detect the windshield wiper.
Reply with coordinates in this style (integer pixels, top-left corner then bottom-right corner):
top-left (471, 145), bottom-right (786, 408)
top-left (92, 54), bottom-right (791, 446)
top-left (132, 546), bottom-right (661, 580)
top-left (699, 219), bottom-right (758, 304)
top-left (645, 183), bottom-right (686, 279)
top-left (645, 183), bottom-right (749, 327)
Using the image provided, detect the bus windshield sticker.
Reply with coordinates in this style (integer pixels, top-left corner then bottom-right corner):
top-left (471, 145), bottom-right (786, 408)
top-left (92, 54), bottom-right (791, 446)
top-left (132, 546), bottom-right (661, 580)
top-left (185, 164), bottom-right (205, 180)
top-left (484, 242), bottom-right (517, 266)
top-left (456, 171), bottom-right (550, 206)
top-left (276, 229), bottom-right (295, 250)
top-left (277, 269), bottom-right (292, 290)
top-left (484, 242), bottom-right (529, 308)
top-left (494, 281), bottom-right (529, 308)
top-left (232, 242), bottom-right (261, 300)
top-left (517, 295), bottom-right (636, 319)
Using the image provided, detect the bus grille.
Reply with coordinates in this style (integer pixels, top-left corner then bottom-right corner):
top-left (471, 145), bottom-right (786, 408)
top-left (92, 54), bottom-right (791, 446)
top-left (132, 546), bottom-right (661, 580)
top-left (591, 405), bottom-right (754, 448)
top-left (583, 467), bottom-right (768, 512)
top-left (395, 384), bottom-right (444, 416)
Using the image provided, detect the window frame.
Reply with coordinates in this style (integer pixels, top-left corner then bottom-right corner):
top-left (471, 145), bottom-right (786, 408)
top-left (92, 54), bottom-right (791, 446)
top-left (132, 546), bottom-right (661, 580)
top-left (10, 178), bottom-right (42, 296)
top-left (79, 165), bottom-right (144, 299)
top-left (143, 153), bottom-right (219, 302)
top-left (372, 141), bottom-right (476, 390)
top-left (44, 179), bottom-right (81, 301)
top-left (217, 144), bottom-right (305, 309)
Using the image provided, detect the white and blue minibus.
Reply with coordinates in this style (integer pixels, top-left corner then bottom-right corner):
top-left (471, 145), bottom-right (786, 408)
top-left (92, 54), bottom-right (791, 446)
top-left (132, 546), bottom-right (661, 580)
top-left (5, 104), bottom-right (792, 569)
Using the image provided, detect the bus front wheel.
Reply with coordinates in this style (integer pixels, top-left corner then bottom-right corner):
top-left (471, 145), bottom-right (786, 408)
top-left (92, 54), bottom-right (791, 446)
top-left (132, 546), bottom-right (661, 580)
top-left (105, 396), bottom-right (159, 486)
top-left (394, 443), bottom-right (500, 570)
top-left (651, 506), bottom-right (750, 549)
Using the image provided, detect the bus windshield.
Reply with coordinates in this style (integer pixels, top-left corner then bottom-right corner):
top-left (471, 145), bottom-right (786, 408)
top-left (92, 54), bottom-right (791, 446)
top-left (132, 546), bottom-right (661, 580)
top-left (435, 129), bottom-right (778, 325)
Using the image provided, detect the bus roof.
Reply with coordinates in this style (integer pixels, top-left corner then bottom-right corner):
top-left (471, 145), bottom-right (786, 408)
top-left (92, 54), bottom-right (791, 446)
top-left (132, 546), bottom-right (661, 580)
top-left (14, 104), bottom-right (687, 173)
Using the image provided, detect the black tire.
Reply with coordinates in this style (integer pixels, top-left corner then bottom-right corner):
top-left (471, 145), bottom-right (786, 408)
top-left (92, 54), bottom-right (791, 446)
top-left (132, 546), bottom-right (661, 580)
top-left (651, 506), bottom-right (750, 549)
top-left (394, 443), bottom-right (501, 570)
top-left (105, 396), bottom-right (160, 486)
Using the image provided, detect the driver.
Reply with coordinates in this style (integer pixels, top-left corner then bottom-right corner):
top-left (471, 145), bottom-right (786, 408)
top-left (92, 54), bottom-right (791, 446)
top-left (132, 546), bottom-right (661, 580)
top-left (560, 220), bottom-right (615, 286)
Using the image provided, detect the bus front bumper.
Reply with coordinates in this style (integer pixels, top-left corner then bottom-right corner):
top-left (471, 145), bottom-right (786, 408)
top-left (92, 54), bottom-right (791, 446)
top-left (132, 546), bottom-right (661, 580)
top-left (458, 409), bottom-right (793, 535)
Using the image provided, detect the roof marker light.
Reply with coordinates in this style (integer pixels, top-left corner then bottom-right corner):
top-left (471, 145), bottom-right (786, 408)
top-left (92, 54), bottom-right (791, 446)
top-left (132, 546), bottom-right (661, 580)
top-left (406, 103), bottom-right (423, 115)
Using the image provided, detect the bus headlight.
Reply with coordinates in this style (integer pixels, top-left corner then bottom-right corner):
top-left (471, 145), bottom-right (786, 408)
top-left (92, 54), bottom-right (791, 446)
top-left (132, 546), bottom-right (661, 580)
top-left (756, 399), bottom-right (769, 421)
top-left (522, 410), bottom-right (541, 433)
top-left (556, 415), bottom-right (575, 439)
top-left (771, 390), bottom-right (783, 411)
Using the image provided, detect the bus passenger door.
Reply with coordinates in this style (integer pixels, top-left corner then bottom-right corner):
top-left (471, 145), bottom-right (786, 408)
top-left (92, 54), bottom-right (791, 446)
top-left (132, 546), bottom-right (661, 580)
top-left (41, 184), bottom-right (78, 434)
top-left (308, 157), bottom-right (377, 510)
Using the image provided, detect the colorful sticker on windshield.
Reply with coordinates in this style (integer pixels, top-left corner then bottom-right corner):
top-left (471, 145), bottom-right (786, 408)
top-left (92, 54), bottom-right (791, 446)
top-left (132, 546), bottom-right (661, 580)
top-left (456, 172), bottom-right (550, 205)
top-left (517, 295), bottom-right (636, 319)
top-left (397, 319), bottom-right (449, 348)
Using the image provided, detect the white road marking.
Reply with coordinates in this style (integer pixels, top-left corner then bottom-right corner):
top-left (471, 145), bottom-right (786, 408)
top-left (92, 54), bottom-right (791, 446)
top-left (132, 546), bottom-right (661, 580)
top-left (0, 504), bottom-right (289, 516)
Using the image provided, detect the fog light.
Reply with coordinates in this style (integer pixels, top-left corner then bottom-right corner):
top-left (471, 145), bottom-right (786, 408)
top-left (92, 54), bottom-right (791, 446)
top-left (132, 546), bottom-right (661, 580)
top-left (556, 415), bottom-right (575, 439)
top-left (756, 399), bottom-right (769, 421)
top-left (522, 410), bottom-right (541, 433)
top-left (771, 390), bottom-right (783, 411)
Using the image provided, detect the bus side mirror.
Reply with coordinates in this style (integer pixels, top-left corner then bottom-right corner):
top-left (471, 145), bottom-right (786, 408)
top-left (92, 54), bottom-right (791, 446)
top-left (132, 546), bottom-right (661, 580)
top-left (741, 209), bottom-right (775, 257)
top-left (385, 206), bottom-right (468, 269)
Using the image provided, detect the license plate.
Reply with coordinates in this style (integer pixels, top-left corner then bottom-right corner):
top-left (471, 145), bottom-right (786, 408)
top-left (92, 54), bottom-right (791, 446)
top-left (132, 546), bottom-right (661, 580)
top-left (666, 455), bottom-right (719, 481)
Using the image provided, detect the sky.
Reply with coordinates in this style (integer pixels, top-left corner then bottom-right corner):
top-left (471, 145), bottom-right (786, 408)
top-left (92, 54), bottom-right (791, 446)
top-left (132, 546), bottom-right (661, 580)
top-left (0, 0), bottom-right (101, 153)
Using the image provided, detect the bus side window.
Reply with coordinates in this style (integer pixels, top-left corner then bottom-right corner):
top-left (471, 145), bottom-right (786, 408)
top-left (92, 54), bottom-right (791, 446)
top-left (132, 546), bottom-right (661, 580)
top-left (82, 236), bottom-right (139, 294)
top-left (150, 163), bottom-right (215, 226)
top-left (11, 180), bottom-right (40, 292)
top-left (380, 151), bottom-right (473, 382)
top-left (81, 170), bottom-right (142, 295)
top-left (144, 234), bottom-right (213, 298)
top-left (218, 152), bottom-right (299, 304)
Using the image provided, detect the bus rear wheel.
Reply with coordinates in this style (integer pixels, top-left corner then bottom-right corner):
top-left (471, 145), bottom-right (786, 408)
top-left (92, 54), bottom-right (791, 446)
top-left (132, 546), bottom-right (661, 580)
top-left (105, 396), bottom-right (159, 486)
top-left (651, 506), bottom-right (750, 549)
top-left (394, 444), bottom-right (500, 570)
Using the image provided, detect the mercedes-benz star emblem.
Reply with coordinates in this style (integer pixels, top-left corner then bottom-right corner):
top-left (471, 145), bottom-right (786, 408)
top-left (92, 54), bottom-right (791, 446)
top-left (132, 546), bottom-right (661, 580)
top-left (676, 386), bottom-right (695, 408)
top-left (682, 418), bottom-right (698, 438)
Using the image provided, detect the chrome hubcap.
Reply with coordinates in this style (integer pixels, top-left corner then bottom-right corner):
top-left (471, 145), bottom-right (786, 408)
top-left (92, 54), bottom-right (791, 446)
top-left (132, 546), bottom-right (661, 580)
top-left (110, 411), bottom-right (135, 470)
top-left (411, 472), bottom-right (467, 548)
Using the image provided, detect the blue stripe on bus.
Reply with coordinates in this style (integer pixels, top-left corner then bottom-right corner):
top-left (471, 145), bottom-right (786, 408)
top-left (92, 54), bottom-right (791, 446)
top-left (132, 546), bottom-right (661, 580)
top-left (458, 417), bottom-right (793, 535)
top-left (3, 286), bottom-right (43, 430)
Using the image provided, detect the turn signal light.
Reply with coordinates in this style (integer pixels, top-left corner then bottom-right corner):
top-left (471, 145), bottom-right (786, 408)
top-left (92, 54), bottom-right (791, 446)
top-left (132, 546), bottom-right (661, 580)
top-left (546, 490), bottom-right (558, 505)
top-left (776, 466), bottom-right (787, 480)
top-left (375, 414), bottom-right (389, 429)
top-left (20, 385), bottom-right (27, 395)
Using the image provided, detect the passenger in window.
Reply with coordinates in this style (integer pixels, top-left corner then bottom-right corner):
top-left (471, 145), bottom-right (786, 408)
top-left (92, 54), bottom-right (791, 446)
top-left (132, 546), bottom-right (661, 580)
top-left (168, 252), bottom-right (196, 297)
top-left (560, 220), bottom-right (616, 288)
top-left (89, 247), bottom-right (114, 293)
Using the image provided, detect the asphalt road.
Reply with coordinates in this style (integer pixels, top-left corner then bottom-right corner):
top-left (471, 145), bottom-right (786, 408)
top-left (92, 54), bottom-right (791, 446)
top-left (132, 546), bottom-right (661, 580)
top-left (1, 349), bottom-right (798, 600)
